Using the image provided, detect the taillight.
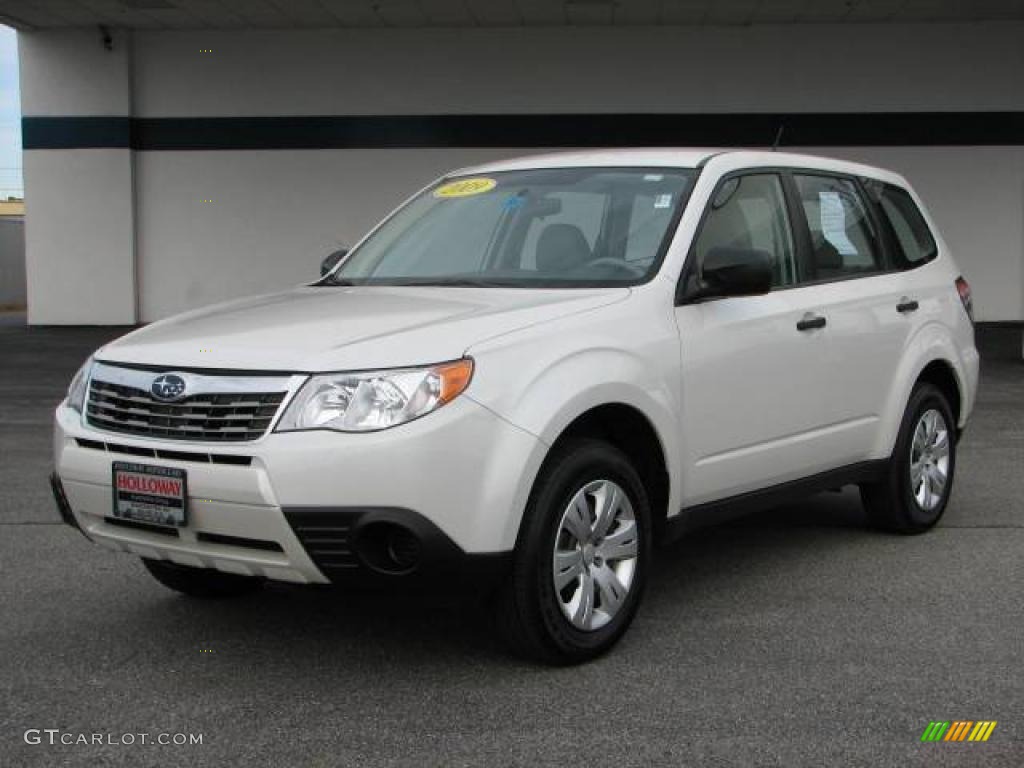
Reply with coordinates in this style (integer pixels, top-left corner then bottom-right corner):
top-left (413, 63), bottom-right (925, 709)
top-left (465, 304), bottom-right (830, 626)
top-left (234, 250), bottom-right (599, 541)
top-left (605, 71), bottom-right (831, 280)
top-left (955, 276), bottom-right (974, 323)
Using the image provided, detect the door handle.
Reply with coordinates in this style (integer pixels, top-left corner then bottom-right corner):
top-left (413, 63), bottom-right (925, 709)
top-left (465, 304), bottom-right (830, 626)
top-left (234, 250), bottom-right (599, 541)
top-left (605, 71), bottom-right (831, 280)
top-left (896, 297), bottom-right (920, 313)
top-left (796, 313), bottom-right (827, 331)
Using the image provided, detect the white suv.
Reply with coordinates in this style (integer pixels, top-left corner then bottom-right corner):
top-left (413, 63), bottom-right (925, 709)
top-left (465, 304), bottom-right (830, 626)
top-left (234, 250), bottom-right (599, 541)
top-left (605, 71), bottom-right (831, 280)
top-left (52, 150), bottom-right (979, 663)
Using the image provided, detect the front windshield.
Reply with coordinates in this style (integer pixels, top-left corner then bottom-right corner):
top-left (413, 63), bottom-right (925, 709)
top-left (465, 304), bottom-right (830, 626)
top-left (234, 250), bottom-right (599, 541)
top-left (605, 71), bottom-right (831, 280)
top-left (324, 167), bottom-right (695, 287)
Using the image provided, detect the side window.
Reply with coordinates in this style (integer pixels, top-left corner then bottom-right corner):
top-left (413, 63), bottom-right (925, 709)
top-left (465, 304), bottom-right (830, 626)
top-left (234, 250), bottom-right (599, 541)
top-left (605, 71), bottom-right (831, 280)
top-left (692, 174), bottom-right (798, 288)
top-left (863, 180), bottom-right (938, 268)
top-left (794, 174), bottom-right (881, 278)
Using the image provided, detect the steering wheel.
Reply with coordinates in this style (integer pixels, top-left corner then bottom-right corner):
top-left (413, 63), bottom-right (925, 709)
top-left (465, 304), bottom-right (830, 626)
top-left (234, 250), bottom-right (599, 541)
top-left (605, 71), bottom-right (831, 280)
top-left (584, 257), bottom-right (645, 278)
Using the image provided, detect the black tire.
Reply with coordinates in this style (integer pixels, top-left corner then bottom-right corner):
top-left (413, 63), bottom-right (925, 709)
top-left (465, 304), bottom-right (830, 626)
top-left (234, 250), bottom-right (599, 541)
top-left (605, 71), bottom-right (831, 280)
top-left (860, 382), bottom-right (957, 534)
top-left (497, 439), bottom-right (652, 665)
top-left (142, 558), bottom-right (264, 598)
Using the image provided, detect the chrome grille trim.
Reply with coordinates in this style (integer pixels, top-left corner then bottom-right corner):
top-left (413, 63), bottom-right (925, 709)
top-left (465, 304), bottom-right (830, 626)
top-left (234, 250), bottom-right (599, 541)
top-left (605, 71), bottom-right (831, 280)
top-left (85, 362), bottom-right (304, 443)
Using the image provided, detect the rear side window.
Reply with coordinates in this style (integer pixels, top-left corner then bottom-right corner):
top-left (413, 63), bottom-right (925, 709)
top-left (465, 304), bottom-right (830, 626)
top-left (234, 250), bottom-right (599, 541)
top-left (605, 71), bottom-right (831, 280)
top-left (863, 181), bottom-right (938, 268)
top-left (793, 174), bottom-right (881, 279)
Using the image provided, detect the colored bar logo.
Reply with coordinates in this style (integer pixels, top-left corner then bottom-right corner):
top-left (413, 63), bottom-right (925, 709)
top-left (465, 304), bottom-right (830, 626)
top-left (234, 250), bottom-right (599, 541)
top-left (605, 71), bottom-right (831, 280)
top-left (921, 721), bottom-right (997, 742)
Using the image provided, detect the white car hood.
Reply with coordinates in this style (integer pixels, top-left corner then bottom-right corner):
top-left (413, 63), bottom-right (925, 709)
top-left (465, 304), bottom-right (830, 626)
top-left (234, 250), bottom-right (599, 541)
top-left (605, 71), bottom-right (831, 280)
top-left (98, 285), bottom-right (629, 371)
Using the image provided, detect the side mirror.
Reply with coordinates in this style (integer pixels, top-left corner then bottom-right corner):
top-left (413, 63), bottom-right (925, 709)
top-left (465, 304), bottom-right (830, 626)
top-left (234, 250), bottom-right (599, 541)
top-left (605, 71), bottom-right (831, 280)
top-left (694, 246), bottom-right (773, 300)
top-left (320, 248), bottom-right (348, 277)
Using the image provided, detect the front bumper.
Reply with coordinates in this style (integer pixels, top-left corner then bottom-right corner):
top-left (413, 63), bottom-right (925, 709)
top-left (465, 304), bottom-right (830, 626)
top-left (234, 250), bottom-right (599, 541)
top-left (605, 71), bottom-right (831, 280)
top-left (53, 396), bottom-right (543, 584)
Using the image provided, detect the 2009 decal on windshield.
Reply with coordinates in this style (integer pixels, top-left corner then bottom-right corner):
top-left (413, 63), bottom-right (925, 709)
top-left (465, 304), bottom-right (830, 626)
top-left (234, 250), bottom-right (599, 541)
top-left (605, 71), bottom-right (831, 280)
top-left (433, 177), bottom-right (497, 198)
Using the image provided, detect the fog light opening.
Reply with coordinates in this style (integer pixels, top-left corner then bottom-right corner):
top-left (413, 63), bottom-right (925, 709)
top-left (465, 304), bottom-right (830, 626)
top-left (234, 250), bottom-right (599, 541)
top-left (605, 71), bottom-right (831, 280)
top-left (356, 522), bottom-right (422, 575)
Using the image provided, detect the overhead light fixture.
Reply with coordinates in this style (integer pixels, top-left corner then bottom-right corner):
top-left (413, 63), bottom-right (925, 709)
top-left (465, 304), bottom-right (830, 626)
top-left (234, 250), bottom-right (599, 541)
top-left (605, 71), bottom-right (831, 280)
top-left (119, 0), bottom-right (175, 9)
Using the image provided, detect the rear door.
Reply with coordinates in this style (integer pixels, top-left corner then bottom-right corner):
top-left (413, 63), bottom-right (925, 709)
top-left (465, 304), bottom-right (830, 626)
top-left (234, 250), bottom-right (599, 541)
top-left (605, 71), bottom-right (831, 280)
top-left (786, 172), bottom-right (925, 463)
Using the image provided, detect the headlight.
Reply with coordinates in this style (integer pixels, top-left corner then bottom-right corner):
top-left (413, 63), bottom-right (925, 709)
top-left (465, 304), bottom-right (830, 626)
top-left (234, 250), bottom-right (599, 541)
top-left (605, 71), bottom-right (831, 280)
top-left (276, 358), bottom-right (473, 433)
top-left (66, 356), bottom-right (94, 413)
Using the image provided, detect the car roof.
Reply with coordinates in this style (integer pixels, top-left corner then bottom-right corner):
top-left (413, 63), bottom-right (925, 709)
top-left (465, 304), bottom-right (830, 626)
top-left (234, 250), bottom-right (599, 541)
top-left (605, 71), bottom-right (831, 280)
top-left (456, 149), bottom-right (719, 174)
top-left (454, 149), bottom-right (906, 186)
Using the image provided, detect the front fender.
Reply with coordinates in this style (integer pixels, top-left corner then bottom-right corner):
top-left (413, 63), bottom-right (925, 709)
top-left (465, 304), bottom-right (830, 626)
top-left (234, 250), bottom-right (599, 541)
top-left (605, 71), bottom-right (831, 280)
top-left (468, 339), bottom-right (683, 544)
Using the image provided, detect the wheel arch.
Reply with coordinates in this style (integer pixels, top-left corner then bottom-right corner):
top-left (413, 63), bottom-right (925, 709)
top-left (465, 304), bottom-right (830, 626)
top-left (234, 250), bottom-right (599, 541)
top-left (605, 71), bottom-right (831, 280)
top-left (535, 402), bottom-right (674, 542)
top-left (876, 323), bottom-right (970, 458)
top-left (468, 338), bottom-right (684, 551)
top-left (914, 359), bottom-right (962, 428)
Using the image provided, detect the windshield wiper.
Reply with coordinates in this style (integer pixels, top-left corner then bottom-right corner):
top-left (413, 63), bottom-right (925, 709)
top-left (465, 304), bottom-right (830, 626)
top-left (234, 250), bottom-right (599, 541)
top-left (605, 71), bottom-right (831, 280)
top-left (389, 278), bottom-right (513, 288)
top-left (318, 276), bottom-right (358, 286)
top-left (316, 276), bottom-right (513, 288)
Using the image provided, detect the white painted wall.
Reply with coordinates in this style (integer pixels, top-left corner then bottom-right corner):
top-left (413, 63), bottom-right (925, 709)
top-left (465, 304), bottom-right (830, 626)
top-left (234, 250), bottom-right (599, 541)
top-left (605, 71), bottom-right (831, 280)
top-left (19, 28), bottom-right (132, 116)
top-left (19, 23), bottom-right (1024, 323)
top-left (20, 28), bottom-right (137, 324)
top-left (23, 149), bottom-right (136, 324)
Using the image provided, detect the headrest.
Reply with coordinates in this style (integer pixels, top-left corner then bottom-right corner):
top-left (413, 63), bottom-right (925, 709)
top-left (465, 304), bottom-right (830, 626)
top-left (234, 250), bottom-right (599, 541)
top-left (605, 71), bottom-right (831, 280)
top-left (536, 223), bottom-right (592, 274)
top-left (813, 236), bottom-right (843, 270)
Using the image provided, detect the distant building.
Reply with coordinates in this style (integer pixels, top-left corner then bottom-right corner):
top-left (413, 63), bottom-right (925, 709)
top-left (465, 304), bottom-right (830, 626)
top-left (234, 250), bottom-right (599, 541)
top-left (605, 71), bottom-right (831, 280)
top-left (0, 199), bottom-right (25, 218)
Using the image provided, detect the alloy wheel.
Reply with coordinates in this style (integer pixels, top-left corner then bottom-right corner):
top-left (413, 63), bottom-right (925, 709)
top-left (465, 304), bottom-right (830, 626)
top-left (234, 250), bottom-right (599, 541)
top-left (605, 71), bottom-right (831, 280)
top-left (909, 408), bottom-right (950, 512)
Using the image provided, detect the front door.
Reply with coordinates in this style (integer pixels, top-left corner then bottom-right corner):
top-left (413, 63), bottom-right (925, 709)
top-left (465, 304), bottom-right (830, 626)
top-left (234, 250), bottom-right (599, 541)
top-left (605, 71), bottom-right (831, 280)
top-left (674, 172), bottom-right (835, 506)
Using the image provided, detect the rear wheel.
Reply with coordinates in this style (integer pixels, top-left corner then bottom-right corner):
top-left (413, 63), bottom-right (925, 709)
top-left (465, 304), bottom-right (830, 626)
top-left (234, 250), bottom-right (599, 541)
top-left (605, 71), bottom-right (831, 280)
top-left (860, 383), bottom-right (956, 534)
top-left (142, 558), bottom-right (264, 598)
top-left (497, 439), bottom-right (651, 664)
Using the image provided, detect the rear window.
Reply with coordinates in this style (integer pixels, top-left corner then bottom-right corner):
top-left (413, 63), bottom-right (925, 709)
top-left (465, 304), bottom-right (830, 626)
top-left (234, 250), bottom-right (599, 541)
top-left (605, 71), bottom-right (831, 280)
top-left (863, 180), bottom-right (938, 268)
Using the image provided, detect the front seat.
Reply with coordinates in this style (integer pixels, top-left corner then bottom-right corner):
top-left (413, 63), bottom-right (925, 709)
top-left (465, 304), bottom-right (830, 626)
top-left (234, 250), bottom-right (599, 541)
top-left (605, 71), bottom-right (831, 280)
top-left (536, 223), bottom-right (592, 275)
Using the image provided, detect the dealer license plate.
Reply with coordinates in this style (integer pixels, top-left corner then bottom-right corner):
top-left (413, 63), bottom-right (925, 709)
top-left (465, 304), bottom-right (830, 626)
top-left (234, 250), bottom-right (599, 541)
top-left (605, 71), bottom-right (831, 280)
top-left (111, 462), bottom-right (187, 528)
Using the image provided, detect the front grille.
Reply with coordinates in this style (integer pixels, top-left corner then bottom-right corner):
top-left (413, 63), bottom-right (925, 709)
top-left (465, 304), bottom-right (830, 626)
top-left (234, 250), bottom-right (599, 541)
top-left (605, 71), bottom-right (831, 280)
top-left (86, 379), bottom-right (286, 442)
top-left (75, 438), bottom-right (254, 466)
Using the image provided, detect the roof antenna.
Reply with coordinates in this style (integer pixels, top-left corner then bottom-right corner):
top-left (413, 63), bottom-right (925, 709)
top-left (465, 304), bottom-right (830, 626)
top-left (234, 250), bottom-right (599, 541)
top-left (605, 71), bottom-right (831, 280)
top-left (771, 124), bottom-right (785, 151)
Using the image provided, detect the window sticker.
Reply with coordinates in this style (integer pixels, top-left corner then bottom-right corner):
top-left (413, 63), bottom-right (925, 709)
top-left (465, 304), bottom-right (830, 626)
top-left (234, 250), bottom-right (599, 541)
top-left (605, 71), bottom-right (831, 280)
top-left (433, 177), bottom-right (497, 198)
top-left (643, 174), bottom-right (664, 181)
top-left (818, 191), bottom-right (857, 255)
top-left (654, 193), bottom-right (673, 209)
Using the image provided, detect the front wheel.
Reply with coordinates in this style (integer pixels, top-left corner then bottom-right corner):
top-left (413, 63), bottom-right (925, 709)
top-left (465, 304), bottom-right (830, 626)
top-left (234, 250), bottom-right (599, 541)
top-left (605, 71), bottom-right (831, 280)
top-left (860, 382), bottom-right (957, 534)
top-left (497, 439), bottom-right (652, 664)
top-left (142, 558), bottom-right (264, 598)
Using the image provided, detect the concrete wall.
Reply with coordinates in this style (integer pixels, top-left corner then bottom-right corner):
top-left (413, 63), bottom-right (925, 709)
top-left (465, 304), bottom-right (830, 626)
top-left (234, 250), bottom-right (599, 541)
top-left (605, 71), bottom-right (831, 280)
top-left (0, 217), bottom-right (25, 308)
top-left (19, 29), bottom-right (136, 324)
top-left (19, 23), bottom-right (1024, 323)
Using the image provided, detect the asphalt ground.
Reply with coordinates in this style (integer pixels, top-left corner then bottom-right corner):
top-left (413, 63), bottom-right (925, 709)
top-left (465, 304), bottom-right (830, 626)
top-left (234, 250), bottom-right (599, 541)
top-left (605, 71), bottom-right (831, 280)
top-left (0, 314), bottom-right (1021, 767)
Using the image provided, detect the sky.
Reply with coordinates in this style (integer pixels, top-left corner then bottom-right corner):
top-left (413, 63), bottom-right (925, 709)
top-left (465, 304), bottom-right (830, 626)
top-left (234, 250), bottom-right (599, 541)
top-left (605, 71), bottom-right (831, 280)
top-left (0, 25), bottom-right (22, 200)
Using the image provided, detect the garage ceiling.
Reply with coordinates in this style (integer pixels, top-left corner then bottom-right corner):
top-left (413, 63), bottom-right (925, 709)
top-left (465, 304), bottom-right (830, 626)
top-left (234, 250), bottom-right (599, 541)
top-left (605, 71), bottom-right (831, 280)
top-left (2, 0), bottom-right (1024, 29)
